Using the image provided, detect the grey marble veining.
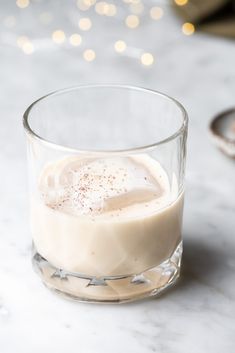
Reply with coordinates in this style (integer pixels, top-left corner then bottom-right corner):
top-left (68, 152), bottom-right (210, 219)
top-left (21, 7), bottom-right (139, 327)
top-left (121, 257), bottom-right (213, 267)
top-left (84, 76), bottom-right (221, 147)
top-left (0, 1), bottom-right (235, 352)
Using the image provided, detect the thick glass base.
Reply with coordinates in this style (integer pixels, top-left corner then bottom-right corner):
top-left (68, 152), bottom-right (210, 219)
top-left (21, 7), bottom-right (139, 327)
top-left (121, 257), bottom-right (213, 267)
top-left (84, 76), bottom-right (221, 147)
top-left (32, 242), bottom-right (182, 304)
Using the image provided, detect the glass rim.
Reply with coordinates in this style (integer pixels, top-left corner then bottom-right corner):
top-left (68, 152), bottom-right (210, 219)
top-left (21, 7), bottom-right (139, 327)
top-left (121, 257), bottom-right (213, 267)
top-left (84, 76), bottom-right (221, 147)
top-left (23, 84), bottom-right (188, 155)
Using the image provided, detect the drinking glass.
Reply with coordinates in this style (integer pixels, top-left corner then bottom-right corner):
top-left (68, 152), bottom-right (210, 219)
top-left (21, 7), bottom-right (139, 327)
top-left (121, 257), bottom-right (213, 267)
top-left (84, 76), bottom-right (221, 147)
top-left (23, 85), bottom-right (188, 303)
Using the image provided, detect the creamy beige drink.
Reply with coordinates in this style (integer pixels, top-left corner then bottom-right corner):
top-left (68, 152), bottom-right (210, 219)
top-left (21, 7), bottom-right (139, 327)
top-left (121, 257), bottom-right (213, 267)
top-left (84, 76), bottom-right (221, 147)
top-left (31, 154), bottom-right (183, 278)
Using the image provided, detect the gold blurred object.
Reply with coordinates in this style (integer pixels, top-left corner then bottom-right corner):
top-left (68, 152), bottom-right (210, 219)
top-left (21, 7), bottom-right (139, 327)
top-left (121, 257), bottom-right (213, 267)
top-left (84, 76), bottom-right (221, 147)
top-left (173, 0), bottom-right (235, 38)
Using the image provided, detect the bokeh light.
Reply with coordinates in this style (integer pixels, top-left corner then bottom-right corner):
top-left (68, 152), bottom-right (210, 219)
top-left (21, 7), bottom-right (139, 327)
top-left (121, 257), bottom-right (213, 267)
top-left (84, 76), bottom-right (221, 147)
top-left (106, 4), bottom-right (117, 17)
top-left (182, 22), bottom-right (195, 35)
top-left (69, 33), bottom-right (82, 46)
top-left (125, 15), bottom-right (139, 29)
top-left (141, 52), bottom-right (154, 66)
top-left (83, 0), bottom-right (96, 5)
top-left (16, 0), bottom-right (30, 9)
top-left (22, 41), bottom-right (34, 54)
top-left (114, 40), bottom-right (127, 53)
top-left (6, 0), bottom-right (195, 66)
top-left (17, 36), bottom-right (29, 48)
top-left (150, 7), bottom-right (163, 20)
top-left (83, 49), bottom-right (96, 61)
top-left (77, 0), bottom-right (96, 11)
top-left (175, 0), bottom-right (188, 6)
top-left (95, 2), bottom-right (107, 15)
top-left (78, 17), bottom-right (92, 31)
top-left (77, 0), bottom-right (90, 11)
top-left (95, 2), bottom-right (116, 16)
top-left (52, 30), bottom-right (66, 44)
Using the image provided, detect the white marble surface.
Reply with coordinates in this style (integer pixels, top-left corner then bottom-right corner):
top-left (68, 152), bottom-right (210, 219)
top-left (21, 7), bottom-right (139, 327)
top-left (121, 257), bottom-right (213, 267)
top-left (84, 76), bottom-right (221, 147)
top-left (1, 1), bottom-right (235, 352)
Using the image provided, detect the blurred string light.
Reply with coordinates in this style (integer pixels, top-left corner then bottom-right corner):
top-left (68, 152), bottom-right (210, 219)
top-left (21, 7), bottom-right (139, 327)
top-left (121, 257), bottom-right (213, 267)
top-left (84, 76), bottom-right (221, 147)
top-left (150, 6), bottom-right (164, 20)
top-left (114, 40), bottom-right (127, 53)
top-left (17, 36), bottom-right (34, 54)
top-left (77, 0), bottom-right (90, 11)
top-left (95, 2), bottom-right (108, 15)
top-left (78, 17), bottom-right (92, 30)
top-left (174, 0), bottom-right (188, 6)
top-left (141, 52), bottom-right (154, 66)
top-left (95, 2), bottom-right (117, 16)
top-left (83, 49), bottom-right (96, 61)
top-left (114, 39), bottom-right (154, 67)
top-left (84, 0), bottom-right (96, 5)
top-left (7, 0), bottom-right (195, 66)
top-left (52, 30), bottom-right (66, 44)
top-left (16, 0), bottom-right (30, 9)
top-left (174, 0), bottom-right (195, 35)
top-left (77, 0), bottom-right (96, 11)
top-left (125, 15), bottom-right (139, 28)
top-left (182, 22), bottom-right (195, 35)
top-left (17, 35), bottom-right (29, 47)
top-left (106, 4), bottom-right (117, 16)
top-left (69, 33), bottom-right (82, 46)
top-left (22, 41), bottom-right (34, 54)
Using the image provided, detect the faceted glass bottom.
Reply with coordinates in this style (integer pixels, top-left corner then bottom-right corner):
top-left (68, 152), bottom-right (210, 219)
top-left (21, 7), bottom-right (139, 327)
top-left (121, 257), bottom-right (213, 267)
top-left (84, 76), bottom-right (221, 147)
top-left (32, 242), bottom-right (182, 304)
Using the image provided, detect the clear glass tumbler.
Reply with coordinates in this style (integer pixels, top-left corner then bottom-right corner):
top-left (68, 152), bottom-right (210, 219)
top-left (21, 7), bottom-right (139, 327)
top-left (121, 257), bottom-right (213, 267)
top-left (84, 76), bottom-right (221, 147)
top-left (23, 85), bottom-right (188, 303)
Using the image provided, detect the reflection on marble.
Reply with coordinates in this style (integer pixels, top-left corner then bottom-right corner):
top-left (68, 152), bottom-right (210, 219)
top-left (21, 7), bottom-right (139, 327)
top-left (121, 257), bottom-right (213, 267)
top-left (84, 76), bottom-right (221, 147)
top-left (0, 1), bottom-right (235, 352)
